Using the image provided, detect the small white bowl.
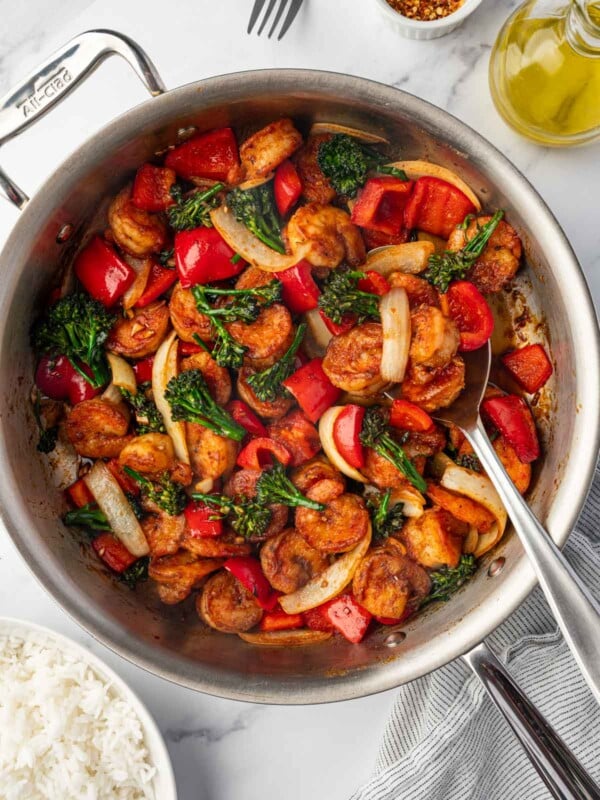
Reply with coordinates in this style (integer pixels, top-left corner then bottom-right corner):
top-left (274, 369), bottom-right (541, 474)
top-left (0, 617), bottom-right (177, 800)
top-left (373, 0), bottom-right (483, 39)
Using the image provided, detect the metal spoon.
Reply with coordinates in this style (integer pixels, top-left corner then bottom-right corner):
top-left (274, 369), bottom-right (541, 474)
top-left (435, 341), bottom-right (600, 705)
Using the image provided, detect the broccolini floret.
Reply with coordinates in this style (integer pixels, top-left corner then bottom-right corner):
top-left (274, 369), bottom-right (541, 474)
top-left (165, 369), bottom-right (246, 441)
top-left (367, 489), bottom-right (405, 542)
top-left (123, 467), bottom-right (187, 516)
top-left (168, 183), bottom-right (224, 230)
top-left (360, 408), bottom-right (427, 493)
top-left (191, 492), bottom-right (273, 540)
top-left (120, 384), bottom-right (165, 435)
top-left (246, 323), bottom-right (306, 402)
top-left (422, 554), bottom-right (477, 605)
top-left (317, 134), bottom-right (385, 198)
top-left (32, 293), bottom-right (115, 388)
top-left (119, 556), bottom-right (150, 589)
top-left (318, 268), bottom-right (380, 325)
top-left (256, 460), bottom-right (325, 511)
top-left (227, 183), bottom-right (285, 253)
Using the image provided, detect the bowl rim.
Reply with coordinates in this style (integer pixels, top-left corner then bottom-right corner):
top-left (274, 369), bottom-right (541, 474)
top-left (0, 68), bottom-right (598, 704)
top-left (0, 616), bottom-right (177, 799)
top-left (373, 0), bottom-right (483, 29)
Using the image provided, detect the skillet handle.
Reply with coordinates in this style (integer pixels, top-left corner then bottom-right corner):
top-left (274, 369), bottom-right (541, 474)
top-left (461, 641), bottom-right (600, 800)
top-left (0, 29), bottom-right (165, 208)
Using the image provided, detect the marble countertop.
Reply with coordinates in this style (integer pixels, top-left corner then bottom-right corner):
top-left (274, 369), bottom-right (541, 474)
top-left (0, 1), bottom-right (598, 798)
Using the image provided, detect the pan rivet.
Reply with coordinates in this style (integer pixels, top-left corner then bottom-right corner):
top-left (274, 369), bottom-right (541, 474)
top-left (177, 125), bottom-right (197, 141)
top-left (384, 631), bottom-right (406, 647)
top-left (488, 557), bottom-right (506, 577)
top-left (56, 223), bottom-right (73, 244)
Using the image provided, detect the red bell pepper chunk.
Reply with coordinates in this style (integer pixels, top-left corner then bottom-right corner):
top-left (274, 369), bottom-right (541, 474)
top-left (268, 409), bottom-right (321, 467)
top-left (133, 356), bottom-right (155, 384)
top-left (135, 262), bottom-right (177, 307)
top-left (444, 280), bottom-right (494, 352)
top-left (315, 593), bottom-right (372, 643)
top-left (357, 270), bottom-right (390, 297)
top-left (131, 163), bottom-right (177, 212)
top-left (274, 261), bottom-right (320, 313)
top-left (175, 227), bottom-right (246, 288)
top-left (74, 236), bottom-right (136, 307)
top-left (106, 458), bottom-right (141, 496)
top-left (319, 310), bottom-right (355, 336)
top-left (35, 355), bottom-right (100, 404)
top-left (66, 478), bottom-right (94, 509)
top-left (351, 177), bottom-right (414, 235)
top-left (259, 609), bottom-right (305, 632)
top-left (224, 556), bottom-right (278, 611)
top-left (502, 344), bottom-right (553, 394)
top-left (236, 437), bottom-right (292, 470)
top-left (274, 160), bottom-right (302, 216)
top-left (226, 400), bottom-right (268, 438)
top-left (304, 606), bottom-right (336, 632)
top-left (184, 501), bottom-right (224, 539)
top-left (68, 368), bottom-right (102, 404)
top-left (92, 533), bottom-right (137, 574)
top-left (389, 399), bottom-right (434, 432)
top-left (282, 359), bottom-right (342, 423)
top-left (178, 341), bottom-right (204, 357)
top-left (165, 127), bottom-right (241, 183)
top-left (362, 227), bottom-right (410, 251)
top-left (482, 394), bottom-right (540, 464)
top-left (332, 404), bottom-right (366, 469)
top-left (403, 177), bottom-right (476, 239)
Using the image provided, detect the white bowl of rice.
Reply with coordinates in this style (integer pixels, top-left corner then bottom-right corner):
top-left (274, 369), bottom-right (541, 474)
top-left (0, 617), bottom-right (177, 800)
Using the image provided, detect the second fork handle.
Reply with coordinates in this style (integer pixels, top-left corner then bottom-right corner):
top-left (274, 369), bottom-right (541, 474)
top-left (467, 416), bottom-right (600, 706)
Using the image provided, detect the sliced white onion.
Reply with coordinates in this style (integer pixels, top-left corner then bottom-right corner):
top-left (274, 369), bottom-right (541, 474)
top-left (238, 630), bottom-right (332, 646)
top-left (319, 406), bottom-right (367, 483)
top-left (122, 255), bottom-right (152, 310)
top-left (152, 330), bottom-right (190, 464)
top-left (380, 287), bottom-right (410, 383)
top-left (84, 461), bottom-right (149, 557)
top-left (440, 463), bottom-right (507, 557)
top-left (385, 160), bottom-right (481, 211)
top-left (390, 486), bottom-right (426, 518)
top-left (210, 206), bottom-right (297, 272)
top-left (237, 173), bottom-right (273, 191)
top-left (279, 526), bottom-right (372, 615)
top-left (101, 383), bottom-right (123, 405)
top-left (366, 242), bottom-right (435, 275)
top-left (463, 526), bottom-right (479, 555)
top-left (304, 308), bottom-right (332, 358)
top-left (106, 353), bottom-right (137, 394)
top-left (309, 122), bottom-right (389, 144)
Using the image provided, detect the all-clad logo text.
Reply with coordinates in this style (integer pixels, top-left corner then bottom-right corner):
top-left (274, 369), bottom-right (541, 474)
top-left (18, 68), bottom-right (73, 118)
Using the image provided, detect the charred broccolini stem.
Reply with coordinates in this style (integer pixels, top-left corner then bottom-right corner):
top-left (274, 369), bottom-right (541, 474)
top-left (227, 183), bottom-right (285, 253)
top-left (317, 134), bottom-right (386, 198)
top-left (32, 294), bottom-right (115, 388)
top-left (63, 503), bottom-right (111, 531)
top-left (165, 369), bottom-right (246, 441)
top-left (256, 460), bottom-right (325, 511)
top-left (123, 467), bottom-right (187, 516)
top-left (360, 408), bottom-right (427, 493)
top-left (424, 210), bottom-right (504, 293)
top-left (421, 554), bottom-right (477, 605)
top-left (367, 489), bottom-right (405, 541)
top-left (246, 323), bottom-right (306, 402)
top-left (378, 165), bottom-right (409, 181)
top-left (191, 492), bottom-right (273, 540)
top-left (318, 269), bottom-right (380, 325)
top-left (168, 183), bottom-right (224, 230)
top-left (120, 384), bottom-right (165, 435)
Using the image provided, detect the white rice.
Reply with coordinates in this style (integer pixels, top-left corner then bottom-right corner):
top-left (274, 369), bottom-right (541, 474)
top-left (0, 633), bottom-right (156, 800)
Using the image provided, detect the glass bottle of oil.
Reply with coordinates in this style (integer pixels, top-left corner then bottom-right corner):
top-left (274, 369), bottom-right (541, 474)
top-left (489, 0), bottom-right (600, 146)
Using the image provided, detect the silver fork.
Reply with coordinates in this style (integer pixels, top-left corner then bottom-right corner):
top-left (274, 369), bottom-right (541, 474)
top-left (247, 0), bottom-right (304, 40)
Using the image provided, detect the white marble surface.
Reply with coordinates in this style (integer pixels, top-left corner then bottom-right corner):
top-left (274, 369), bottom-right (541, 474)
top-left (0, 1), bottom-right (599, 798)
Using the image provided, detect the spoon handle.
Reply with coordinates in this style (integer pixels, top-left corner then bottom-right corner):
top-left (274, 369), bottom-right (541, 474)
top-left (467, 416), bottom-right (600, 705)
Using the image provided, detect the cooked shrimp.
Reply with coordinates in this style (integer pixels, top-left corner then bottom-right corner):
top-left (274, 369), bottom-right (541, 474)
top-left (186, 423), bottom-right (239, 481)
top-left (260, 528), bottom-right (329, 594)
top-left (361, 447), bottom-right (412, 491)
top-left (107, 301), bottom-right (170, 359)
top-left (388, 273), bottom-right (440, 309)
top-left (198, 570), bottom-right (263, 632)
top-left (402, 356), bottom-right (465, 412)
top-left (182, 529), bottom-right (252, 558)
top-left (458, 436), bottom-right (531, 495)
top-left (352, 542), bottom-right (431, 618)
top-left (180, 350), bottom-right (232, 405)
top-left (290, 456), bottom-right (346, 504)
top-left (226, 304), bottom-right (294, 369)
top-left (409, 306), bottom-right (459, 372)
top-left (240, 118), bottom-right (303, 180)
top-left (398, 508), bottom-right (467, 569)
top-left (446, 216), bottom-right (522, 294)
top-left (223, 468), bottom-right (288, 542)
top-left (108, 186), bottom-right (167, 257)
top-left (234, 266), bottom-right (275, 290)
top-left (294, 134), bottom-right (336, 204)
top-left (142, 511), bottom-right (186, 557)
top-left (169, 282), bottom-right (213, 344)
top-left (322, 322), bottom-right (384, 394)
top-left (119, 433), bottom-right (192, 485)
top-left (268, 410), bottom-right (321, 468)
top-left (402, 425), bottom-right (447, 459)
top-left (237, 366), bottom-right (294, 419)
top-left (295, 493), bottom-right (370, 553)
top-left (286, 203), bottom-right (366, 268)
top-left (148, 551), bottom-right (223, 605)
top-left (65, 398), bottom-right (131, 459)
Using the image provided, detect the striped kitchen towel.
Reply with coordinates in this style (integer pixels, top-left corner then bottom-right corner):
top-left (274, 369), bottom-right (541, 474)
top-left (352, 466), bottom-right (600, 800)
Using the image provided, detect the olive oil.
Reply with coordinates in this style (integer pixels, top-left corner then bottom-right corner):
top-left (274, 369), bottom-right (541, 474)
top-left (489, 1), bottom-right (600, 146)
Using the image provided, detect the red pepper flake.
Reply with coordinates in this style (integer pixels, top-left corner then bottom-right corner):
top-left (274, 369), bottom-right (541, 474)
top-left (385, 0), bottom-right (463, 21)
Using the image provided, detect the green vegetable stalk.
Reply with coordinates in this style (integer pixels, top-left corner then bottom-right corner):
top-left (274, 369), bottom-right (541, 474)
top-left (123, 467), bottom-right (187, 516)
top-left (227, 183), bottom-right (285, 253)
top-left (168, 183), bottom-right (224, 230)
top-left (422, 554), bottom-right (477, 605)
top-left (246, 323), bottom-right (306, 402)
top-left (63, 503), bottom-right (111, 531)
top-left (367, 489), bottom-right (405, 541)
top-left (165, 369), bottom-right (246, 441)
top-left (191, 492), bottom-right (273, 540)
top-left (255, 460), bottom-right (325, 511)
top-left (360, 408), bottom-right (427, 493)
top-left (318, 269), bottom-right (380, 326)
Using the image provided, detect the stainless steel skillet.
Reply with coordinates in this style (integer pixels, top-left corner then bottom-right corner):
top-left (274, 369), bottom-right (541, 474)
top-left (0, 31), bottom-right (598, 797)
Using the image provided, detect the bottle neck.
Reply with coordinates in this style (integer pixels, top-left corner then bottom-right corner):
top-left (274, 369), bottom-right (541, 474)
top-left (567, 0), bottom-right (600, 55)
